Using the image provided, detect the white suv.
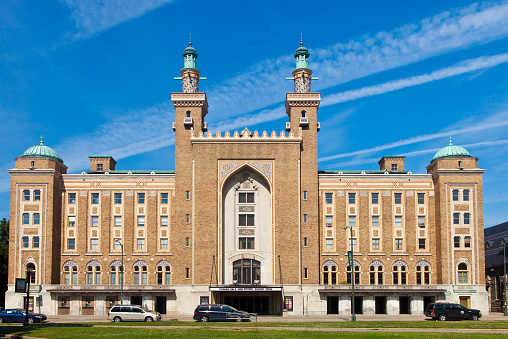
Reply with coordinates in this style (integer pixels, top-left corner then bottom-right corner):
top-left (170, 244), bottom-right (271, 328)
top-left (107, 305), bottom-right (161, 322)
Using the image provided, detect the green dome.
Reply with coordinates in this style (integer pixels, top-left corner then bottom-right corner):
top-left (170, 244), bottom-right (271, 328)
top-left (430, 137), bottom-right (472, 163)
top-left (20, 137), bottom-right (63, 163)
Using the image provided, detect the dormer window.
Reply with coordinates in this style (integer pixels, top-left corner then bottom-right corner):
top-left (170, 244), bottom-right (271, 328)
top-left (97, 164), bottom-right (103, 171)
top-left (391, 164), bottom-right (398, 171)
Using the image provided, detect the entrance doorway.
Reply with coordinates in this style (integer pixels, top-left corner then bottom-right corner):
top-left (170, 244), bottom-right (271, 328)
top-left (423, 296), bottom-right (434, 311)
top-left (155, 296), bottom-right (167, 314)
top-left (224, 296), bottom-right (269, 315)
top-left (375, 296), bottom-right (386, 314)
top-left (327, 296), bottom-right (339, 314)
top-left (354, 296), bottom-right (363, 315)
top-left (399, 296), bottom-right (410, 314)
top-left (459, 296), bottom-right (470, 308)
top-left (131, 296), bottom-right (142, 306)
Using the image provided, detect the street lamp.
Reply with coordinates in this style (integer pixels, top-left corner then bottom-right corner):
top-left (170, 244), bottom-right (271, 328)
top-left (343, 225), bottom-right (356, 322)
top-left (115, 239), bottom-right (124, 305)
top-left (23, 266), bottom-right (33, 327)
top-left (502, 237), bottom-right (508, 316)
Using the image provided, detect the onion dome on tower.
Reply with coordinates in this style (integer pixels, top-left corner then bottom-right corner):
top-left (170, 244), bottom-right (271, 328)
top-left (175, 34), bottom-right (207, 93)
top-left (20, 137), bottom-right (63, 163)
top-left (430, 137), bottom-right (473, 163)
top-left (288, 34), bottom-right (318, 93)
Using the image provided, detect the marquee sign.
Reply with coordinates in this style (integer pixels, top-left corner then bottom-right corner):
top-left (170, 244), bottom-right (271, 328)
top-left (209, 286), bottom-right (282, 292)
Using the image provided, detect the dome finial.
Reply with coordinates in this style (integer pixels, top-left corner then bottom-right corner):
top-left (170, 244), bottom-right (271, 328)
top-left (40, 136), bottom-right (44, 146)
top-left (189, 32), bottom-right (192, 46)
top-left (449, 136), bottom-right (453, 146)
top-left (300, 33), bottom-right (303, 47)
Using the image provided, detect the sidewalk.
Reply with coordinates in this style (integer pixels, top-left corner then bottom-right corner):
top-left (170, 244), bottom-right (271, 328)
top-left (45, 313), bottom-right (508, 323)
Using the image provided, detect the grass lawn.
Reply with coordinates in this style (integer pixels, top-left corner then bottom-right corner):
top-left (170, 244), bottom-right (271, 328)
top-left (0, 326), bottom-right (507, 339)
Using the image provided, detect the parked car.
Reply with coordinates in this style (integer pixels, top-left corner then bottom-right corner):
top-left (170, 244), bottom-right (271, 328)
top-left (424, 302), bottom-right (482, 321)
top-left (107, 305), bottom-right (161, 322)
top-left (193, 304), bottom-right (252, 322)
top-left (0, 309), bottom-right (47, 323)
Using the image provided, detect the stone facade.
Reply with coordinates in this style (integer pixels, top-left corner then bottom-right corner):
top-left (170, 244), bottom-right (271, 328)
top-left (5, 42), bottom-right (488, 317)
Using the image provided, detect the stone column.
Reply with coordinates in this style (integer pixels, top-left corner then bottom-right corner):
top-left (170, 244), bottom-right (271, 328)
top-left (363, 295), bottom-right (375, 315)
top-left (387, 295), bottom-right (399, 315)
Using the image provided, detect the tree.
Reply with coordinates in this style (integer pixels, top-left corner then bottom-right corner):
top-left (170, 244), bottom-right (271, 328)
top-left (0, 218), bottom-right (9, 307)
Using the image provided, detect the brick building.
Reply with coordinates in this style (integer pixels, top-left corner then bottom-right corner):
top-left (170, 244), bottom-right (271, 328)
top-left (485, 221), bottom-right (508, 313)
top-left (6, 40), bottom-right (488, 316)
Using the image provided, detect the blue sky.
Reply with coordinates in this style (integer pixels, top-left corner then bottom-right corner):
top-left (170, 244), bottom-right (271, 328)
top-left (1, 0), bottom-right (508, 227)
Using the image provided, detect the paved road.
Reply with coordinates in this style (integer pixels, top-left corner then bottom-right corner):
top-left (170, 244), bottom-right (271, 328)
top-left (45, 312), bottom-right (508, 323)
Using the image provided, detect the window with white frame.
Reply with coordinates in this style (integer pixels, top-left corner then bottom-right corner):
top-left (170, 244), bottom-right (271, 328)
top-left (326, 216), bottom-right (332, 227)
top-left (86, 260), bottom-right (101, 285)
top-left (395, 216), bottom-right (402, 227)
top-left (91, 216), bottom-right (98, 227)
top-left (161, 216), bottom-right (168, 227)
top-left (457, 263), bottom-right (468, 284)
top-left (137, 216), bottom-right (145, 227)
top-left (369, 260), bottom-right (383, 285)
top-left (133, 261), bottom-right (148, 285)
top-left (393, 260), bottom-right (407, 285)
top-left (346, 261), bottom-right (360, 284)
top-left (156, 260), bottom-right (171, 285)
top-left (160, 238), bottom-right (168, 250)
top-left (115, 216), bottom-right (121, 227)
top-left (349, 215), bottom-right (356, 227)
top-left (63, 260), bottom-right (78, 285)
top-left (416, 260), bottom-right (430, 285)
top-left (372, 216), bottom-right (379, 227)
top-left (322, 260), bottom-right (339, 285)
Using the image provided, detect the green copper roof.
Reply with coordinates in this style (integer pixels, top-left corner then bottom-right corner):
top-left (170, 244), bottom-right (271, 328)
top-left (430, 137), bottom-right (473, 163)
top-left (20, 137), bottom-right (63, 163)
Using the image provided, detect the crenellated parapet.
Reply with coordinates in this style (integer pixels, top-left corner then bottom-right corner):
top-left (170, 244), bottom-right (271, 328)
top-left (190, 127), bottom-right (302, 143)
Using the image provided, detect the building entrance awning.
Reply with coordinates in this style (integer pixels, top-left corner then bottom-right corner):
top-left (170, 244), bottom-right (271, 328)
top-left (210, 286), bottom-right (282, 292)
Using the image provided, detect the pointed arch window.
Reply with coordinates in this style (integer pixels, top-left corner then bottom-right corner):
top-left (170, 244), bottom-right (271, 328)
top-left (232, 259), bottom-right (260, 285)
top-left (63, 260), bottom-right (78, 285)
top-left (369, 260), bottom-right (384, 285)
top-left (86, 260), bottom-right (101, 285)
top-left (322, 260), bottom-right (339, 285)
top-left (133, 260), bottom-right (148, 285)
top-left (156, 260), bottom-right (171, 285)
top-left (109, 260), bottom-right (123, 285)
top-left (346, 260), bottom-right (361, 284)
top-left (416, 260), bottom-right (431, 285)
top-left (393, 260), bottom-right (407, 285)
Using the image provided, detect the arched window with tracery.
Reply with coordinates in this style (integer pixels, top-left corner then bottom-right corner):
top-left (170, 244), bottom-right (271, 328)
top-left (110, 260), bottom-right (123, 285)
top-left (156, 260), bottom-right (171, 285)
top-left (63, 260), bottom-right (78, 285)
top-left (322, 260), bottom-right (339, 285)
top-left (346, 260), bottom-right (360, 284)
top-left (232, 259), bottom-right (260, 285)
top-left (457, 262), bottom-right (469, 284)
top-left (26, 263), bottom-right (36, 284)
top-left (133, 260), bottom-right (148, 285)
top-left (369, 260), bottom-right (383, 285)
top-left (393, 260), bottom-right (407, 285)
top-left (416, 260), bottom-right (431, 285)
top-left (86, 260), bottom-right (101, 285)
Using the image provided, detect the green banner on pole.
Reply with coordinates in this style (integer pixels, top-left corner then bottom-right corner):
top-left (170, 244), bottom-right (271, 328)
top-left (347, 251), bottom-right (353, 266)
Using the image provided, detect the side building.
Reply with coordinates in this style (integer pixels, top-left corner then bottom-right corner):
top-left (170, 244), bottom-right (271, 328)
top-left (6, 40), bottom-right (488, 316)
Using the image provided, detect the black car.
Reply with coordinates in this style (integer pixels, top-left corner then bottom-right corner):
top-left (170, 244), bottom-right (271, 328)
top-left (424, 302), bottom-right (482, 321)
top-left (0, 309), bottom-right (47, 323)
top-left (193, 304), bottom-right (251, 322)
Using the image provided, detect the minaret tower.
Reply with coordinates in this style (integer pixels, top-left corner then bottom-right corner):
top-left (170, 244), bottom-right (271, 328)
top-left (285, 37), bottom-right (321, 284)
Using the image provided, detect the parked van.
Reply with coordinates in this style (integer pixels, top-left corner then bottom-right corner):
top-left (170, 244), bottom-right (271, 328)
top-left (107, 305), bottom-right (161, 322)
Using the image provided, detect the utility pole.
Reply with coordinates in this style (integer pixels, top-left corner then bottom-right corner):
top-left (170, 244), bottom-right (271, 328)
top-left (343, 226), bottom-right (356, 322)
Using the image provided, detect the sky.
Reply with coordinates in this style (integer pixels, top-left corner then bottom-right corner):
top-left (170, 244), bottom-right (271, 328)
top-left (1, 0), bottom-right (507, 227)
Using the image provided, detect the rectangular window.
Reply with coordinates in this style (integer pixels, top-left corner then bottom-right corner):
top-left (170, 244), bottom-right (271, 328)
top-left (34, 190), bottom-right (41, 201)
top-left (186, 268), bottom-right (190, 279)
top-left (395, 238), bottom-right (403, 250)
top-left (91, 238), bottom-right (98, 250)
top-left (348, 193), bottom-right (356, 204)
top-left (452, 190), bottom-right (459, 201)
top-left (304, 238), bottom-right (308, 247)
top-left (372, 193), bottom-right (379, 204)
top-left (394, 193), bottom-right (402, 204)
top-left (351, 238), bottom-right (357, 250)
top-left (97, 164), bottom-right (103, 171)
top-left (395, 216), bottom-right (402, 227)
top-left (138, 193), bottom-right (145, 204)
top-left (114, 193), bottom-right (122, 204)
top-left (69, 193), bottom-right (76, 204)
top-left (114, 239), bottom-right (121, 250)
top-left (326, 238), bottom-right (333, 250)
top-left (419, 238), bottom-right (426, 250)
top-left (161, 193), bottom-right (168, 204)
top-left (304, 268), bottom-right (308, 279)
top-left (22, 236), bottom-right (29, 248)
top-left (115, 216), bottom-right (121, 227)
top-left (391, 164), bottom-right (398, 171)
top-left (372, 216), bottom-right (379, 227)
top-left (418, 216), bottom-right (425, 227)
top-left (326, 216), bottom-right (332, 227)
top-left (464, 213), bottom-right (470, 225)
top-left (372, 238), bottom-right (379, 250)
top-left (137, 238), bottom-right (145, 250)
top-left (137, 216), bottom-right (145, 227)
top-left (463, 190), bottom-right (470, 201)
top-left (464, 236), bottom-right (471, 248)
top-left (325, 193), bottom-right (333, 204)
top-left (349, 215), bottom-right (356, 227)
top-left (186, 191), bottom-right (190, 200)
top-left (239, 237), bottom-right (254, 249)
top-left (453, 213), bottom-right (460, 225)
top-left (186, 214), bottom-right (190, 223)
top-left (161, 216), bottom-right (168, 227)
top-left (161, 239), bottom-right (168, 250)
top-left (303, 214), bottom-right (307, 223)
top-left (239, 193), bottom-right (254, 203)
top-left (68, 216), bottom-right (76, 227)
top-left (23, 190), bottom-right (30, 201)
top-left (68, 238), bottom-right (75, 250)
top-left (186, 237), bottom-right (190, 246)
top-left (303, 191), bottom-right (307, 200)
top-left (33, 213), bottom-right (40, 225)
top-left (454, 236), bottom-right (461, 248)
top-left (239, 214), bottom-right (254, 226)
top-left (22, 213), bottom-right (29, 225)
top-left (91, 216), bottom-right (98, 227)
top-left (418, 193), bottom-right (424, 204)
top-left (92, 193), bottom-right (99, 204)
top-left (33, 236), bottom-right (39, 248)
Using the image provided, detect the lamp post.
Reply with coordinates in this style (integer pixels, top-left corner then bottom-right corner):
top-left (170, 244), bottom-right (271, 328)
top-left (502, 237), bottom-right (508, 316)
top-left (343, 225), bottom-right (356, 322)
top-left (23, 266), bottom-right (33, 327)
top-left (115, 239), bottom-right (124, 305)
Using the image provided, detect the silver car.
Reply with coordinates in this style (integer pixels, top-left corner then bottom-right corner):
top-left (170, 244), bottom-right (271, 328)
top-left (107, 305), bottom-right (161, 322)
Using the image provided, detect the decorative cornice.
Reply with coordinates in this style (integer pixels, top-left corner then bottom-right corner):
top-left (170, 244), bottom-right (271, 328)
top-left (285, 92), bottom-right (321, 109)
top-left (191, 127), bottom-right (302, 143)
top-left (8, 169), bottom-right (56, 176)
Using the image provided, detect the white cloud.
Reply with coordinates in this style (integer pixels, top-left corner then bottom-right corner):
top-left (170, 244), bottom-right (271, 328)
top-left (58, 0), bottom-right (175, 40)
top-left (321, 53), bottom-right (508, 107)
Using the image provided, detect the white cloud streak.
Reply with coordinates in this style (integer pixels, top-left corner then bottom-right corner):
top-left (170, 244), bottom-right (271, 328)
top-left (321, 53), bottom-right (508, 107)
top-left (58, 0), bottom-right (175, 40)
